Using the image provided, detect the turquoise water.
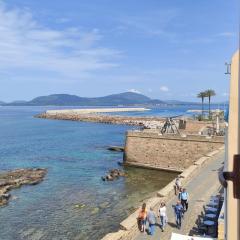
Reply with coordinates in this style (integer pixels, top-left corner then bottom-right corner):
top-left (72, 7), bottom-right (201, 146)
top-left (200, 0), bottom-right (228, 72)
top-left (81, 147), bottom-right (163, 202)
top-left (0, 105), bottom-right (223, 240)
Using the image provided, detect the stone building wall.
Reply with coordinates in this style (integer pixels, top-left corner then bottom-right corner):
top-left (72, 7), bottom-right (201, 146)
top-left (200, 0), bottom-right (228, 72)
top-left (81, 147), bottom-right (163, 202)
top-left (124, 130), bottom-right (224, 172)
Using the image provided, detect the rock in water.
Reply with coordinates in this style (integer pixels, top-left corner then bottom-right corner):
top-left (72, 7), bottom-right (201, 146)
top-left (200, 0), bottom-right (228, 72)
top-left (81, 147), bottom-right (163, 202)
top-left (0, 168), bottom-right (47, 206)
top-left (107, 146), bottom-right (124, 152)
top-left (101, 169), bottom-right (126, 181)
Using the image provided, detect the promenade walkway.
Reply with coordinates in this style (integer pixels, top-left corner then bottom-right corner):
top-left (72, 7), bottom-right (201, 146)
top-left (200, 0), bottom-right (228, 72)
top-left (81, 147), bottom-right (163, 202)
top-left (134, 151), bottom-right (224, 240)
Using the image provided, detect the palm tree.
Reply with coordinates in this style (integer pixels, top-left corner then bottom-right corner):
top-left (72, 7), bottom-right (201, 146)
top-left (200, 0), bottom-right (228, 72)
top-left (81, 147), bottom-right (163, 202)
top-left (197, 92), bottom-right (207, 118)
top-left (204, 89), bottom-right (216, 118)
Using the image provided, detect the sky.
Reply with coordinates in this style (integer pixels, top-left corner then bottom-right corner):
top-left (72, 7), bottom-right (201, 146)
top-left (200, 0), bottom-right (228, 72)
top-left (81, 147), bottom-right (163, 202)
top-left (0, 0), bottom-right (238, 102)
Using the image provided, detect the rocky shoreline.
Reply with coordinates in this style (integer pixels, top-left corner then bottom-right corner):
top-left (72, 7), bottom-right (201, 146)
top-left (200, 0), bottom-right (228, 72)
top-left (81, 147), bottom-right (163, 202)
top-left (0, 168), bottom-right (47, 206)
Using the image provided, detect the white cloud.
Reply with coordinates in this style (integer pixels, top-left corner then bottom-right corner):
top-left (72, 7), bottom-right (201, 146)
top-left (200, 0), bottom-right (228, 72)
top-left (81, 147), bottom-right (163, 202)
top-left (0, 2), bottom-right (121, 80)
top-left (217, 32), bottom-right (235, 38)
top-left (127, 89), bottom-right (142, 94)
top-left (160, 86), bottom-right (169, 92)
top-left (119, 9), bottom-right (178, 37)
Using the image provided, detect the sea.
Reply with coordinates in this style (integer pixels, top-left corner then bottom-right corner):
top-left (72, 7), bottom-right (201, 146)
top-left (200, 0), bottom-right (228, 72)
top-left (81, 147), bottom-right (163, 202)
top-left (0, 105), bottom-right (225, 240)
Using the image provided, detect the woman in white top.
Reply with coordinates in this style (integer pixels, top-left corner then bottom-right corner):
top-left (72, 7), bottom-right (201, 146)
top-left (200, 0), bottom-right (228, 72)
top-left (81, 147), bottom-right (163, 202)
top-left (158, 202), bottom-right (167, 232)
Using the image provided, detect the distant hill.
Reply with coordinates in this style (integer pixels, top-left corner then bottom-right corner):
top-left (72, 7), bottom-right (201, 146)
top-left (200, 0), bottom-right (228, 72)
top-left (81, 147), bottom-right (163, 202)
top-left (3, 93), bottom-right (227, 106)
top-left (4, 92), bottom-right (165, 106)
top-left (29, 94), bottom-right (87, 106)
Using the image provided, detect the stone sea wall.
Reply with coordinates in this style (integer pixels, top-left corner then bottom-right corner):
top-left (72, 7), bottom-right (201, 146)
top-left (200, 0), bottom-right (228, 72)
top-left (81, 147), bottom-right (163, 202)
top-left (101, 147), bottom-right (224, 240)
top-left (124, 131), bottom-right (224, 172)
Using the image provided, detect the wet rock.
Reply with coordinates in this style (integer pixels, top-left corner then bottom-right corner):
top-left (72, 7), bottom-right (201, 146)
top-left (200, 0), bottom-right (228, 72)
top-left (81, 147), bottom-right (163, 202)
top-left (0, 168), bottom-right (47, 206)
top-left (107, 146), bottom-right (124, 152)
top-left (101, 169), bottom-right (126, 181)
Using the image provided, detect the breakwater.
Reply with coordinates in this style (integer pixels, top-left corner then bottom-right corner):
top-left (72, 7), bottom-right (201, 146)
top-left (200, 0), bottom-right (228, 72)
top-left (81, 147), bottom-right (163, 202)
top-left (36, 110), bottom-right (214, 134)
top-left (45, 108), bottom-right (149, 114)
top-left (36, 112), bottom-right (165, 128)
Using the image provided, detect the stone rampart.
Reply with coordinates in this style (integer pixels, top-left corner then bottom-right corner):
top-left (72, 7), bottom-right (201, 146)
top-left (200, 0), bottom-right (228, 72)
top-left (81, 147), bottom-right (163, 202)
top-left (124, 131), bottom-right (224, 172)
top-left (101, 148), bottom-right (224, 240)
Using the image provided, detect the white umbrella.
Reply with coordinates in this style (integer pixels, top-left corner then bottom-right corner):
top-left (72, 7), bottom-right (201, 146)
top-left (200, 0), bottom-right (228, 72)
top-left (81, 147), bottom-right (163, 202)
top-left (170, 233), bottom-right (215, 240)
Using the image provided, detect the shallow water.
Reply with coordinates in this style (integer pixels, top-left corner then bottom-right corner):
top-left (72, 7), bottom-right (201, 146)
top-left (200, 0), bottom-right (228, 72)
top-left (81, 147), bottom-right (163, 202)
top-left (0, 105), bottom-right (222, 239)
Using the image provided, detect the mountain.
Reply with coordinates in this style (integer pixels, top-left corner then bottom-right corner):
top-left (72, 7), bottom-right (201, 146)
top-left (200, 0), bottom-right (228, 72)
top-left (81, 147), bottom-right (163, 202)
top-left (4, 93), bottom-right (223, 106)
top-left (29, 94), bottom-right (87, 106)
top-left (89, 92), bottom-right (152, 105)
top-left (4, 92), bottom-right (165, 106)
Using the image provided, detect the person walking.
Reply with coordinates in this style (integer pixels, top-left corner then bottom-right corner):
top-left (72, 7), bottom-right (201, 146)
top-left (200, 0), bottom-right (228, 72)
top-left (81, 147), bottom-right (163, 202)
top-left (158, 202), bottom-right (167, 232)
top-left (179, 188), bottom-right (189, 212)
top-left (174, 176), bottom-right (181, 195)
top-left (174, 201), bottom-right (184, 229)
top-left (178, 187), bottom-right (183, 200)
top-left (138, 203), bottom-right (147, 232)
top-left (147, 207), bottom-right (156, 235)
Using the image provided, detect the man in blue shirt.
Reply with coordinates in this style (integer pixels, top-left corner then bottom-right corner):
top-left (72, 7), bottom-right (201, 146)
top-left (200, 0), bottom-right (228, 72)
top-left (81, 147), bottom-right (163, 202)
top-left (174, 201), bottom-right (184, 229)
top-left (147, 207), bottom-right (156, 235)
top-left (179, 188), bottom-right (189, 212)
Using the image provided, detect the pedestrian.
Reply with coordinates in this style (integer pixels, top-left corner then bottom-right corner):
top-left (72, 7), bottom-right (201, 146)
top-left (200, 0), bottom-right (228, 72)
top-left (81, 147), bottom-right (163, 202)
top-left (174, 200), bottom-right (184, 229)
top-left (178, 187), bottom-right (183, 200)
top-left (179, 188), bottom-right (189, 212)
top-left (174, 176), bottom-right (181, 195)
top-left (158, 202), bottom-right (167, 232)
top-left (147, 207), bottom-right (156, 235)
top-left (138, 203), bottom-right (147, 232)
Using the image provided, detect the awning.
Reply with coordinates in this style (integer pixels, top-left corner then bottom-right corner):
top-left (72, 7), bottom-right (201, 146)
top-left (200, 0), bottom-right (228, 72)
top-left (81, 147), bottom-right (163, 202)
top-left (171, 233), bottom-right (215, 240)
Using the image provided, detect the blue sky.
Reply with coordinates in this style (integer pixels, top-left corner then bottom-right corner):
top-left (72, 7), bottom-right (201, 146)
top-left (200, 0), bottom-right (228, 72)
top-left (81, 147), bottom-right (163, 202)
top-left (0, 0), bottom-right (238, 102)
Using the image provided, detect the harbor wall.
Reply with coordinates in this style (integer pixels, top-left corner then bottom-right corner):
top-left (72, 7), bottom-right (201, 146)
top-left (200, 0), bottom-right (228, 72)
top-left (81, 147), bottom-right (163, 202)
top-left (124, 131), bottom-right (224, 172)
top-left (45, 108), bottom-right (149, 115)
top-left (101, 147), bottom-right (224, 240)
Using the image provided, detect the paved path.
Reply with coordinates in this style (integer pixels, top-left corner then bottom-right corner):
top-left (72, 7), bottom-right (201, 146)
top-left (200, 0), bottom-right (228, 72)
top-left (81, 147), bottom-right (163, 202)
top-left (134, 152), bottom-right (224, 240)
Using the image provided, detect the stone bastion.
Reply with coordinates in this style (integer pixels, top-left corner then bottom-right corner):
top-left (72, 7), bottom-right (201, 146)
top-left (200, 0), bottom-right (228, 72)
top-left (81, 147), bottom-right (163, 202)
top-left (124, 130), bottom-right (224, 172)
